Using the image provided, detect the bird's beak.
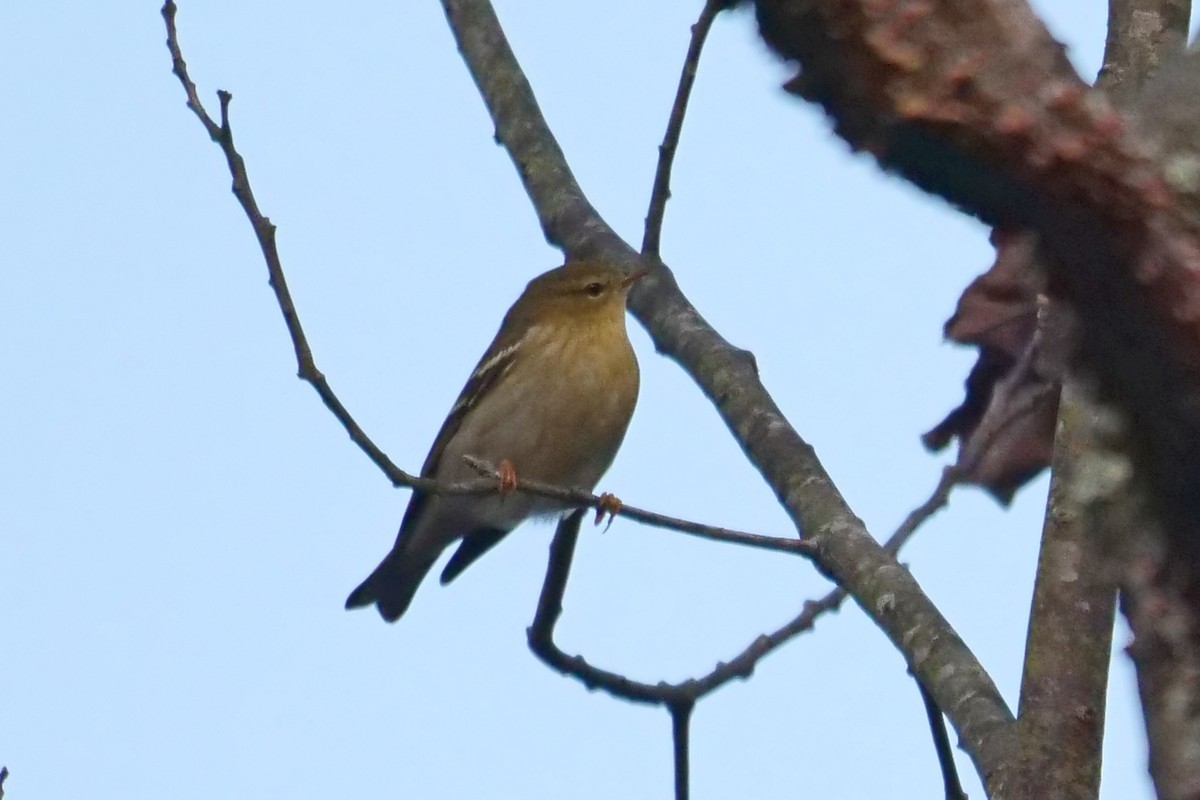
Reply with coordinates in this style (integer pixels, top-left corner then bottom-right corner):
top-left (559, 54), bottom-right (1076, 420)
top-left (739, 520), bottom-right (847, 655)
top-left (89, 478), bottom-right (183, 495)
top-left (620, 266), bottom-right (650, 290)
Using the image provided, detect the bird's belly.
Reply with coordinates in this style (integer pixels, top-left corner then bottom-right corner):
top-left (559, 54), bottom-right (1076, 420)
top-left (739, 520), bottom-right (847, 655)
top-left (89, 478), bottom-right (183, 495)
top-left (436, 340), bottom-right (636, 520)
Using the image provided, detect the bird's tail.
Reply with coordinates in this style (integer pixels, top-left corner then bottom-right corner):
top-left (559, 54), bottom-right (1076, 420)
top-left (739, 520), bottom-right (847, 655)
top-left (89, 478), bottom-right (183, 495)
top-left (345, 547), bottom-right (438, 623)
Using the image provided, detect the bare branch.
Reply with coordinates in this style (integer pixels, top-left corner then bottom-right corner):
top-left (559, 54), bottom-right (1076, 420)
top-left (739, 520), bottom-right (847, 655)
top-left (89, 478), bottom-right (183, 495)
top-left (972, 20), bottom-right (1193, 784)
top-left (460, 456), bottom-right (816, 557)
top-left (669, 700), bottom-right (694, 800)
top-left (1125, 534), bottom-right (1200, 800)
top-left (752, 0), bottom-right (1200, 625)
top-left (168, 0), bottom-right (1017, 790)
top-left (525, 513), bottom-right (833, 795)
top-left (1051, 376), bottom-right (1200, 800)
top-left (642, 0), bottom-right (726, 257)
top-left (161, 0), bottom-right (821, 566)
top-left (522, 457), bottom-right (972, 791)
top-left (1099, 0), bottom-right (1191, 104)
top-left (525, 459), bottom-right (976, 732)
top-left (1004, 391), bottom-right (1118, 800)
top-left (916, 678), bottom-right (969, 800)
top-left (163, 0), bottom-right (407, 486)
top-left (527, 512), bottom-right (762, 706)
top-left (439, 1), bottom-right (617, 260)
top-left (889, 467), bottom-right (958, 556)
top-left (528, 513), bottom-right (677, 704)
top-left (766, 466), bottom-right (969, 666)
top-left (1001, 4), bottom-right (1188, 798)
top-left (1095, 21), bottom-right (1200, 799)
top-left (440, 0), bottom-right (1014, 786)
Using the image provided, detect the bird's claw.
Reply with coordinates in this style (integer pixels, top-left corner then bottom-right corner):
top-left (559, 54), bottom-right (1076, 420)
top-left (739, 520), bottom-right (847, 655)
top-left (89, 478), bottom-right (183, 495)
top-left (594, 492), bottom-right (622, 530)
top-left (497, 459), bottom-right (518, 494)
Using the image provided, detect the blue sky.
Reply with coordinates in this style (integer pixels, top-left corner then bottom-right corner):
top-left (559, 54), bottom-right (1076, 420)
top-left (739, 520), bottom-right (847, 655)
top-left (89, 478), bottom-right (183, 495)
top-left (1, 2), bottom-right (1157, 798)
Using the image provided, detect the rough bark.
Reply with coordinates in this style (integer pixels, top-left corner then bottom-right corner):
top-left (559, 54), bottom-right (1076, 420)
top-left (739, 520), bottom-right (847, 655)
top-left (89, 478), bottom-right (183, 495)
top-left (1004, 4), bottom-right (1187, 798)
top-left (751, 0), bottom-right (1200, 586)
top-left (442, 0), bottom-right (1017, 789)
top-left (750, 3), bottom-right (1200, 794)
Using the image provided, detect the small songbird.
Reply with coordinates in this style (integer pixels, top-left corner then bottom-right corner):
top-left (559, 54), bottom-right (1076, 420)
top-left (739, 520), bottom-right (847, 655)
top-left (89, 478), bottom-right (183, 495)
top-left (346, 260), bottom-right (644, 622)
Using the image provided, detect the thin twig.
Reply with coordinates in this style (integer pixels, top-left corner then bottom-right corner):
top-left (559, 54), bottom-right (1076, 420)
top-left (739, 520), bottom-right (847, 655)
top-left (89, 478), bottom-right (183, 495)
top-left (438, 0), bottom-right (868, 709)
top-left (161, 0), bottom-right (815, 566)
top-left (916, 678), bottom-right (969, 800)
top-left (670, 701), bottom-right (695, 800)
top-left (522, 467), bottom-right (961, 793)
top-left (528, 513), bottom-right (681, 704)
top-left (439, 2), bottom-right (1015, 784)
top-left (642, 0), bottom-right (725, 257)
top-left (164, 1), bottom-right (407, 484)
top-left (169, 0), bottom-right (1015, 790)
top-left (957, 326), bottom-right (1053, 474)
top-left (460, 456), bottom-right (816, 557)
top-left (526, 462), bottom-right (958, 705)
top-left (180, 0), bottom-right (969, 725)
top-left (680, 462), bottom-right (969, 695)
top-left (886, 466), bottom-right (960, 556)
top-left (693, 465), bottom-right (965, 693)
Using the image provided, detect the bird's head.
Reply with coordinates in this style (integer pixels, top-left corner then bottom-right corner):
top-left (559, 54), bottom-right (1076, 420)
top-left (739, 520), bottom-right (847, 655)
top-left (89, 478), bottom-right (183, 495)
top-left (511, 260), bottom-right (648, 330)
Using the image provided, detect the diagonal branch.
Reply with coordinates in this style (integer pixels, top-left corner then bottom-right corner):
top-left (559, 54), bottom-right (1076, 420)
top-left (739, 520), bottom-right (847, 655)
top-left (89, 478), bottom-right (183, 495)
top-left (167, 0), bottom-right (1014, 791)
top-left (163, 0), bottom-right (405, 485)
top-left (439, 1), bottom-right (615, 261)
top-left (746, 2), bottom-right (1200, 795)
top-left (527, 463), bottom-right (968, 708)
top-left (160, 0), bottom-right (813, 565)
top-left (440, 0), bottom-right (1014, 788)
top-left (1003, 4), bottom-right (1187, 797)
top-left (751, 0), bottom-right (1200, 629)
top-left (524, 451), bottom-right (981, 800)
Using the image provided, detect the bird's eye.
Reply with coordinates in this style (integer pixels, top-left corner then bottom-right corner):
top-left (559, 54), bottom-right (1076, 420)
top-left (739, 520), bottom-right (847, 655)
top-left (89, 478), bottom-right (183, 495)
top-left (584, 282), bottom-right (605, 298)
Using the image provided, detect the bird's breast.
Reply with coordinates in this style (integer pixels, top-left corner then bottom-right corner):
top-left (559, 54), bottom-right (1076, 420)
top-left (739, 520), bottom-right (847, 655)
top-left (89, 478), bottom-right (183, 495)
top-left (430, 317), bottom-right (639, 533)
top-left (485, 321), bottom-right (636, 485)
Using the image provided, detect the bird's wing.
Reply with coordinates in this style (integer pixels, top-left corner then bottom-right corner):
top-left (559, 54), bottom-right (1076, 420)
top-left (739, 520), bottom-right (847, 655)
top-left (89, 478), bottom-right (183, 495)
top-left (394, 328), bottom-right (524, 541)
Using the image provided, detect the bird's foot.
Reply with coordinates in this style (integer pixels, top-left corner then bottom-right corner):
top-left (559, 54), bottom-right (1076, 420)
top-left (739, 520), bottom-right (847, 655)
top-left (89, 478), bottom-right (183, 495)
top-left (496, 459), bottom-right (518, 494)
top-left (594, 492), bottom-right (622, 530)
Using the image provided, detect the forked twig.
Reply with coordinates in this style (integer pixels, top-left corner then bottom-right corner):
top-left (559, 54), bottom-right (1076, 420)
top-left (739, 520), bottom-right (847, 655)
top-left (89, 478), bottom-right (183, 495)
top-left (527, 459), bottom-right (964, 707)
top-left (525, 464), bottom-right (965, 796)
top-left (161, 0), bottom-right (815, 566)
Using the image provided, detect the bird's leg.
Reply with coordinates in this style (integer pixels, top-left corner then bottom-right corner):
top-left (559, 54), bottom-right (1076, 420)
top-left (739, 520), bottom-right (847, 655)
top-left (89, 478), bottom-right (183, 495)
top-left (594, 492), bottom-right (622, 530)
top-left (496, 458), bottom-right (518, 494)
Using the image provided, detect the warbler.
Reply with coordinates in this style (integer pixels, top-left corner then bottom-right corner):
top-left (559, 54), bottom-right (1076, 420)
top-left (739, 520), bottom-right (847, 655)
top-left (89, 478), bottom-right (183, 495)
top-left (346, 260), bottom-right (644, 622)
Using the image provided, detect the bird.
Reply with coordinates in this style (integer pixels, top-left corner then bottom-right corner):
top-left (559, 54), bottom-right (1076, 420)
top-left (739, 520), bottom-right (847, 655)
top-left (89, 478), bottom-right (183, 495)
top-left (345, 259), bottom-right (645, 622)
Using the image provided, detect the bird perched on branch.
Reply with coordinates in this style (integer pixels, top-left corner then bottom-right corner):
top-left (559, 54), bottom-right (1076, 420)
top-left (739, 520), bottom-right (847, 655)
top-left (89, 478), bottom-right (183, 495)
top-left (346, 260), bottom-right (645, 622)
